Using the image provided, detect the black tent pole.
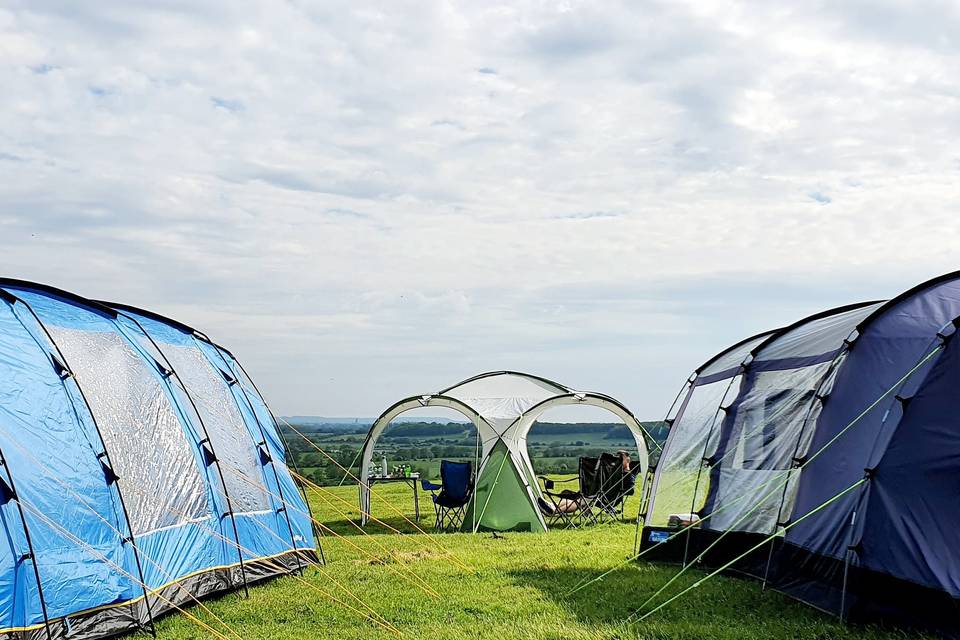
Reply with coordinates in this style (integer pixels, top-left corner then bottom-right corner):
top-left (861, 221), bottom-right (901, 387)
top-left (2, 293), bottom-right (158, 638)
top-left (115, 311), bottom-right (250, 597)
top-left (222, 355), bottom-right (325, 563)
top-left (274, 420), bottom-right (326, 563)
top-left (0, 446), bottom-right (53, 640)
top-left (199, 342), bottom-right (306, 576)
top-left (259, 411), bottom-right (325, 564)
top-left (225, 354), bottom-right (331, 563)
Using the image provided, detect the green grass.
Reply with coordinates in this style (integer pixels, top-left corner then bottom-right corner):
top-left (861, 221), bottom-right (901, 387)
top-left (149, 480), bottom-right (930, 640)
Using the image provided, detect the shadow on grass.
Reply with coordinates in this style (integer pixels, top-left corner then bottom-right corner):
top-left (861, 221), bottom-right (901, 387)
top-left (507, 564), bottom-right (938, 640)
top-left (506, 562), bottom-right (845, 630)
top-left (318, 514), bottom-right (444, 538)
top-left (506, 563), bottom-right (675, 626)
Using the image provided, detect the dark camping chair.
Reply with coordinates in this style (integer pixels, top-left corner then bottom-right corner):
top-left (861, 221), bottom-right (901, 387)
top-left (593, 454), bottom-right (642, 522)
top-left (538, 457), bottom-right (605, 528)
top-left (538, 454), bottom-right (640, 527)
top-left (421, 460), bottom-right (474, 531)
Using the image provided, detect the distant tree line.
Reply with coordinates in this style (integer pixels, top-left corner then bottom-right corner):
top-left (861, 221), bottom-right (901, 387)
top-left (279, 419), bottom-right (670, 486)
top-left (381, 422), bottom-right (472, 437)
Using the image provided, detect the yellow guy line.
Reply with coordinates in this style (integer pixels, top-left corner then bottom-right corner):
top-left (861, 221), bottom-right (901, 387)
top-left (20, 501), bottom-right (235, 640)
top-left (0, 435), bottom-right (245, 640)
top-left (279, 418), bottom-right (473, 572)
top-left (218, 462), bottom-right (440, 599)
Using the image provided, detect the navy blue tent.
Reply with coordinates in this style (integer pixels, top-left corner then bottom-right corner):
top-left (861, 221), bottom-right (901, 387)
top-left (642, 272), bottom-right (960, 633)
top-left (0, 280), bottom-right (317, 639)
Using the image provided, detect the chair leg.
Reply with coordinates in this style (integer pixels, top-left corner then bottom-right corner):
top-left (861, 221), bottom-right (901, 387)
top-left (578, 499), bottom-right (602, 526)
top-left (561, 513), bottom-right (577, 530)
top-left (543, 493), bottom-right (578, 529)
top-left (431, 505), bottom-right (469, 532)
top-left (450, 506), bottom-right (464, 530)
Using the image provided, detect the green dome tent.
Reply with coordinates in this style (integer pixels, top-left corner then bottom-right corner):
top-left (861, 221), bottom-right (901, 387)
top-left (360, 372), bottom-right (651, 533)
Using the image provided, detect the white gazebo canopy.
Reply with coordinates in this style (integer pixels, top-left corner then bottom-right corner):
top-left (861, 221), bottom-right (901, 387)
top-left (359, 371), bottom-right (652, 532)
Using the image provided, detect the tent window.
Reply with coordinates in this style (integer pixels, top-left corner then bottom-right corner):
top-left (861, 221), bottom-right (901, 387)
top-left (734, 389), bottom-right (813, 470)
top-left (161, 343), bottom-right (271, 513)
top-left (48, 326), bottom-right (209, 535)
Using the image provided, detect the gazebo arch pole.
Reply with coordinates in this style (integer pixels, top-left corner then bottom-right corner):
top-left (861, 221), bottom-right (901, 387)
top-left (358, 395), bottom-right (493, 526)
top-left (504, 392), bottom-right (651, 533)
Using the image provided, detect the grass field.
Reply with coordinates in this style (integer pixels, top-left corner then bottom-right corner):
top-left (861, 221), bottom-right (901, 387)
top-left (150, 480), bottom-right (930, 640)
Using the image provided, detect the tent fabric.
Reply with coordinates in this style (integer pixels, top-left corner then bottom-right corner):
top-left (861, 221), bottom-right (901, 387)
top-left (645, 331), bottom-right (775, 527)
top-left (360, 372), bottom-right (650, 532)
top-left (0, 280), bottom-right (317, 640)
top-left (643, 271), bottom-right (960, 633)
top-left (702, 302), bottom-right (882, 534)
top-left (463, 440), bottom-right (546, 533)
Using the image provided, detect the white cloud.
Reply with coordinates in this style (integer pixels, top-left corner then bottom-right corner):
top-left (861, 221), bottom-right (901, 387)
top-left (1, 0), bottom-right (959, 416)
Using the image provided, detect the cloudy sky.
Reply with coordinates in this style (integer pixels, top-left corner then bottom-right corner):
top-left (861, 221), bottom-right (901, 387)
top-left (2, 0), bottom-right (959, 418)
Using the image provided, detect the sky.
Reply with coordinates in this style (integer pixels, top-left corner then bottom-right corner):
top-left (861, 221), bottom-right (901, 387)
top-left (1, 0), bottom-right (959, 418)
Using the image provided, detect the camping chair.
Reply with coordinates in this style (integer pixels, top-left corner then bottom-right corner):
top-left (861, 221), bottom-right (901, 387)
top-left (538, 457), bottom-right (606, 528)
top-left (421, 460), bottom-right (474, 531)
top-left (593, 454), bottom-right (642, 522)
top-left (537, 476), bottom-right (582, 527)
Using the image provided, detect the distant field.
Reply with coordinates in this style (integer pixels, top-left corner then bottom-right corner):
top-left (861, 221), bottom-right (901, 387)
top-left (527, 432), bottom-right (636, 445)
top-left (284, 421), bottom-right (666, 486)
top-left (150, 480), bottom-right (930, 640)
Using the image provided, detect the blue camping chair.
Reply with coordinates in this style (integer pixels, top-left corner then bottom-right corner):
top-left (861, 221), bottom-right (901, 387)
top-left (421, 460), bottom-right (474, 531)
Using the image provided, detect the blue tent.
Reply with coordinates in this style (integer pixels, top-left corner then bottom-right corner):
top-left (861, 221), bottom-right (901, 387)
top-left (642, 272), bottom-right (960, 633)
top-left (0, 280), bottom-right (318, 639)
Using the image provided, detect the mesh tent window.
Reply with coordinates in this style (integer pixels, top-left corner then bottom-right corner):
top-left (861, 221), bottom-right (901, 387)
top-left (642, 272), bottom-right (960, 633)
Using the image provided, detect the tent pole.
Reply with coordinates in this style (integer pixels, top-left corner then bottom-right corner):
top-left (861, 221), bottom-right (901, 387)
top-left (839, 507), bottom-right (859, 623)
top-left (226, 355), bottom-right (325, 565)
top-left (204, 345), bottom-right (306, 577)
top-left (761, 351), bottom-right (848, 590)
top-left (635, 378), bottom-right (691, 556)
top-left (633, 481), bottom-right (648, 557)
top-left (472, 437), bottom-right (516, 532)
top-left (270, 410), bottom-right (325, 564)
top-left (760, 536), bottom-right (776, 592)
top-left (839, 548), bottom-right (851, 622)
top-left (840, 469), bottom-right (873, 623)
top-left (4, 292), bottom-right (158, 637)
top-left (682, 368), bottom-right (744, 565)
top-left (472, 419), bottom-right (481, 534)
top-left (117, 312), bottom-right (251, 596)
top-left (633, 507), bottom-right (641, 556)
top-left (0, 448), bottom-right (53, 640)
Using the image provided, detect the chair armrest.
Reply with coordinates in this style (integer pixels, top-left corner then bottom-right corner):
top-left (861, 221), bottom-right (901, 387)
top-left (537, 476), bottom-right (580, 489)
top-left (537, 476), bottom-right (554, 490)
top-left (421, 479), bottom-right (442, 491)
top-left (539, 475), bottom-right (578, 490)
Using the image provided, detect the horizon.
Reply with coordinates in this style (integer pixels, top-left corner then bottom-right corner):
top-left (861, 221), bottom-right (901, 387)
top-left (282, 414), bottom-right (665, 424)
